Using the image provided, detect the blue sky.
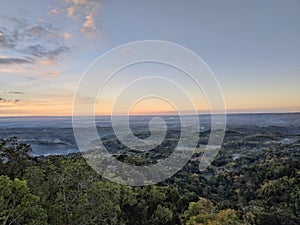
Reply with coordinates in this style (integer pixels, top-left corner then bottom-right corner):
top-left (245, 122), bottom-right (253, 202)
top-left (0, 0), bottom-right (299, 116)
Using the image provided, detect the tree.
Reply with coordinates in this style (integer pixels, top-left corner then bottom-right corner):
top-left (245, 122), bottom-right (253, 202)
top-left (0, 137), bottom-right (32, 178)
top-left (75, 180), bottom-right (123, 225)
top-left (183, 198), bottom-right (241, 225)
top-left (22, 166), bottom-right (50, 205)
top-left (0, 175), bottom-right (47, 225)
top-left (152, 204), bottom-right (173, 224)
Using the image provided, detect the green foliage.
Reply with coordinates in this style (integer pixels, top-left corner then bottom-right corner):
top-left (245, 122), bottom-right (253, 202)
top-left (152, 204), bottom-right (173, 224)
top-left (0, 131), bottom-right (299, 225)
top-left (0, 175), bottom-right (47, 225)
top-left (0, 137), bottom-right (33, 178)
top-left (75, 180), bottom-right (123, 225)
top-left (183, 198), bottom-right (241, 225)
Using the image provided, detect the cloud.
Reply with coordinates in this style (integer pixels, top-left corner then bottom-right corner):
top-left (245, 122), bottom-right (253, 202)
top-left (26, 25), bottom-right (52, 37)
top-left (0, 65), bottom-right (62, 78)
top-left (66, 0), bottom-right (89, 19)
top-left (2, 16), bottom-right (28, 28)
top-left (0, 28), bottom-right (17, 49)
top-left (23, 44), bottom-right (48, 58)
top-left (80, 13), bottom-right (97, 38)
top-left (37, 18), bottom-right (45, 23)
top-left (41, 71), bottom-right (62, 77)
top-left (61, 32), bottom-right (72, 40)
top-left (49, 46), bottom-right (70, 57)
top-left (0, 97), bottom-right (20, 103)
top-left (23, 45), bottom-right (70, 61)
top-left (48, 8), bottom-right (64, 15)
top-left (120, 47), bottom-right (131, 54)
top-left (4, 90), bottom-right (24, 94)
top-left (47, 1), bottom-right (101, 38)
top-left (64, 0), bottom-right (101, 38)
top-left (0, 17), bottom-right (70, 67)
top-left (0, 57), bottom-right (32, 65)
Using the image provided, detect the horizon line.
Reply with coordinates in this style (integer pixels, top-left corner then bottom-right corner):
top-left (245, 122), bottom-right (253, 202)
top-left (1, 111), bottom-right (300, 118)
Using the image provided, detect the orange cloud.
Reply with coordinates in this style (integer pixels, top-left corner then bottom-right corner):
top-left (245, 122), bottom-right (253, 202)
top-left (65, 0), bottom-right (101, 38)
top-left (61, 32), bottom-right (72, 40)
top-left (80, 13), bottom-right (97, 38)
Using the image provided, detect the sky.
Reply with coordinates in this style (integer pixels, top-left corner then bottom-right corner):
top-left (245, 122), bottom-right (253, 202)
top-left (0, 0), bottom-right (299, 116)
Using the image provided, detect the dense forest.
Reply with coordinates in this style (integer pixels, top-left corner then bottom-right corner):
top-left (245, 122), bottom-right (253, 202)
top-left (0, 125), bottom-right (299, 225)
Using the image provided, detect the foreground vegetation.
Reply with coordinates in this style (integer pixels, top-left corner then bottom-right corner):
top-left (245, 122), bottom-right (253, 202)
top-left (0, 126), bottom-right (299, 224)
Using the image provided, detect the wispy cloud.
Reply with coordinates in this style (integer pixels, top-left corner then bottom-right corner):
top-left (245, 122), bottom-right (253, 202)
top-left (67, 0), bottom-right (101, 38)
top-left (0, 16), bottom-right (71, 77)
top-left (48, 8), bottom-right (64, 15)
top-left (120, 47), bottom-right (131, 54)
top-left (0, 57), bottom-right (32, 65)
top-left (80, 13), bottom-right (97, 38)
top-left (0, 97), bottom-right (6, 102)
top-left (41, 71), bottom-right (62, 77)
top-left (0, 17), bottom-right (70, 66)
top-left (23, 45), bottom-right (70, 62)
top-left (0, 97), bottom-right (20, 103)
top-left (4, 90), bottom-right (24, 94)
top-left (49, 0), bottom-right (101, 38)
top-left (61, 32), bottom-right (72, 40)
top-left (0, 65), bottom-right (62, 78)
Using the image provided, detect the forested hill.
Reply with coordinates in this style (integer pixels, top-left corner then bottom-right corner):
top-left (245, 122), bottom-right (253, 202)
top-left (0, 124), bottom-right (299, 225)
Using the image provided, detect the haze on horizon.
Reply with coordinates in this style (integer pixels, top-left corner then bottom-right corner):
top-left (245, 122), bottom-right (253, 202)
top-left (0, 0), bottom-right (299, 116)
